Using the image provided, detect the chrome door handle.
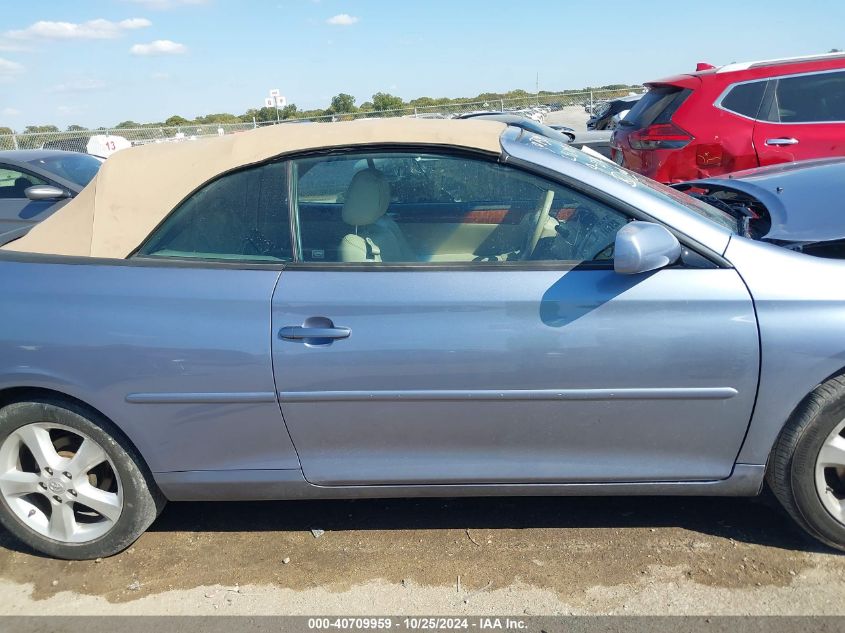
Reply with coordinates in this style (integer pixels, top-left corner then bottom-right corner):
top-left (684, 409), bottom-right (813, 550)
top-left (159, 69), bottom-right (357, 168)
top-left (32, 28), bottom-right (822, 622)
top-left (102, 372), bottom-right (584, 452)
top-left (279, 326), bottom-right (350, 340)
top-left (765, 137), bottom-right (799, 146)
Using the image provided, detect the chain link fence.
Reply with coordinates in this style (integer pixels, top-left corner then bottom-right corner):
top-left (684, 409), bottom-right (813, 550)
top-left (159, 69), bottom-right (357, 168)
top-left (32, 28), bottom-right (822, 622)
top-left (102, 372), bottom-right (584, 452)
top-left (0, 88), bottom-right (640, 153)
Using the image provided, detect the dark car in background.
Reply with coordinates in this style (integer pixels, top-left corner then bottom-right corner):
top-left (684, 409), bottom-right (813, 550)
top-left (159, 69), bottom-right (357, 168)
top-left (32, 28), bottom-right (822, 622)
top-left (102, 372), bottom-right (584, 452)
top-left (0, 150), bottom-right (102, 242)
top-left (612, 52), bottom-right (845, 183)
top-left (587, 94), bottom-right (643, 130)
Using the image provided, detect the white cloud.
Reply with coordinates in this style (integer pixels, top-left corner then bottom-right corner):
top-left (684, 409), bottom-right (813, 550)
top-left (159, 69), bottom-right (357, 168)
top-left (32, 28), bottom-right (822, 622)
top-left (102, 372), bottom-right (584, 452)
top-left (52, 78), bottom-right (107, 93)
top-left (5, 18), bottom-right (151, 41)
top-left (326, 14), bottom-right (359, 26)
top-left (130, 39), bottom-right (187, 55)
top-left (0, 42), bottom-right (29, 52)
top-left (0, 57), bottom-right (23, 77)
top-left (1, 107), bottom-right (20, 117)
top-left (126, 0), bottom-right (208, 9)
top-left (150, 71), bottom-right (171, 80)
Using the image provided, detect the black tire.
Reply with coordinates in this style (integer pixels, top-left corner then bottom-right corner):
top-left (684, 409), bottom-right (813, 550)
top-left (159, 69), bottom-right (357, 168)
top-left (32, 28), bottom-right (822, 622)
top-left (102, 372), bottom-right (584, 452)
top-left (0, 398), bottom-right (165, 559)
top-left (767, 375), bottom-right (845, 551)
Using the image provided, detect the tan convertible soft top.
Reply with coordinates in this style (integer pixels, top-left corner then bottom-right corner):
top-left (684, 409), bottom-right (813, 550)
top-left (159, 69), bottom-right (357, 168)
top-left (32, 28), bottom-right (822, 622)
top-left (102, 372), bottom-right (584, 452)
top-left (5, 118), bottom-right (506, 259)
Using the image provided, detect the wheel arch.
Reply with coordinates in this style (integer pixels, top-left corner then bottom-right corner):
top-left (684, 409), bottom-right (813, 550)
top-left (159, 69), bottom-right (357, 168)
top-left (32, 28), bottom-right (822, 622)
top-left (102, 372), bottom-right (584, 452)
top-left (759, 364), bottom-right (845, 475)
top-left (0, 385), bottom-right (158, 489)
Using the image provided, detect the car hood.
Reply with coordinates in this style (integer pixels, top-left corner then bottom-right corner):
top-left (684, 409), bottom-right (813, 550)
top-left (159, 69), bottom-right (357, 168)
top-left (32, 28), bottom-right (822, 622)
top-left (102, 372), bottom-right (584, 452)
top-left (677, 158), bottom-right (845, 243)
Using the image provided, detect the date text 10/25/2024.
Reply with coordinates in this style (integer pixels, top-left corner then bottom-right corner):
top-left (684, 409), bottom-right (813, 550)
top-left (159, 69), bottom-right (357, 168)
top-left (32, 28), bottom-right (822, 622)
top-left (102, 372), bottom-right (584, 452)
top-left (307, 618), bottom-right (527, 630)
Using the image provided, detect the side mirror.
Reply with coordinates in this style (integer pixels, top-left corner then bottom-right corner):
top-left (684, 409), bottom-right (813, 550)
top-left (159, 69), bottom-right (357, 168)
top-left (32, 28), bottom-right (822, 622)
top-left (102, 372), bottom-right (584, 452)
top-left (25, 185), bottom-right (69, 201)
top-left (614, 221), bottom-right (681, 275)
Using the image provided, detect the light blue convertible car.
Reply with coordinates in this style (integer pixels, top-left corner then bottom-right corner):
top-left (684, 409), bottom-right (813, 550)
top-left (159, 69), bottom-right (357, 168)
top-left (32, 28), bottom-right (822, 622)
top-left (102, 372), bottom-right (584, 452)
top-left (1, 119), bottom-right (844, 559)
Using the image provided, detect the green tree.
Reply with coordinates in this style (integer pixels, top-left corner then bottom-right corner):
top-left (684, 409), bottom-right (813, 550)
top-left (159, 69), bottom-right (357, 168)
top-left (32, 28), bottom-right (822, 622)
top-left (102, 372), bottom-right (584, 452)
top-left (66, 124), bottom-right (88, 132)
top-left (280, 104), bottom-right (298, 119)
top-left (114, 120), bottom-right (141, 129)
top-left (328, 93), bottom-right (356, 114)
top-left (409, 96), bottom-right (451, 108)
top-left (194, 113), bottom-right (239, 125)
top-left (240, 106), bottom-right (282, 123)
top-left (165, 115), bottom-right (191, 127)
top-left (0, 126), bottom-right (13, 135)
top-left (371, 92), bottom-right (405, 115)
top-left (24, 125), bottom-right (60, 133)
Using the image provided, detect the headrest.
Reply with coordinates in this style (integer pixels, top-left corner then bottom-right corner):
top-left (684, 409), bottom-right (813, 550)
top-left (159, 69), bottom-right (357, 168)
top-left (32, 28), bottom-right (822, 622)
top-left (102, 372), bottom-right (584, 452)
top-left (342, 168), bottom-right (391, 227)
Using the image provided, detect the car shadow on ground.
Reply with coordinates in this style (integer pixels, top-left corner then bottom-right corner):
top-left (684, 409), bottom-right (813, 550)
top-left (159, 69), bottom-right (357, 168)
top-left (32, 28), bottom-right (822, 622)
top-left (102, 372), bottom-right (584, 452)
top-left (141, 494), bottom-right (830, 554)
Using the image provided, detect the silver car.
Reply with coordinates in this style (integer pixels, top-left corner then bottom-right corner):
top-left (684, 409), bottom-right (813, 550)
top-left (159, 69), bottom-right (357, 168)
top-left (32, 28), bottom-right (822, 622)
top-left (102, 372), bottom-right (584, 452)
top-left (1, 119), bottom-right (844, 559)
top-left (0, 150), bottom-right (102, 243)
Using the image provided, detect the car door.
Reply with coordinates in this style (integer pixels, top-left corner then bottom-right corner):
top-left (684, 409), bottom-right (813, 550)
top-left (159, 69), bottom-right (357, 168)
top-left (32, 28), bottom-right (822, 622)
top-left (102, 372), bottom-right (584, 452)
top-left (125, 159), bottom-right (302, 474)
top-left (0, 165), bottom-right (69, 239)
top-left (753, 70), bottom-right (845, 165)
top-left (271, 149), bottom-right (759, 486)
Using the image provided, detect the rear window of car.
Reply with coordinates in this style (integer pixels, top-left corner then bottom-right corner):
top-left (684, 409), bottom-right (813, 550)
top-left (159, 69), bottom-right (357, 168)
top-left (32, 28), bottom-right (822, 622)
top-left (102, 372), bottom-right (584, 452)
top-left (623, 85), bottom-right (691, 129)
top-left (720, 80), bottom-right (768, 118)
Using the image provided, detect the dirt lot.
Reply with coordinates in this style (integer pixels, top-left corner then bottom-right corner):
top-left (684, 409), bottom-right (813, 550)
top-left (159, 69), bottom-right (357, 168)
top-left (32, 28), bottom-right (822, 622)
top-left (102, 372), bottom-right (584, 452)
top-left (0, 494), bottom-right (843, 615)
top-left (545, 106), bottom-right (591, 131)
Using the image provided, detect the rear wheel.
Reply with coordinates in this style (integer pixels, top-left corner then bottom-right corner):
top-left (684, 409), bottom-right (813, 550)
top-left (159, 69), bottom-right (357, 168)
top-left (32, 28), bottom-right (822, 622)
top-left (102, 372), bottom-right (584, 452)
top-left (0, 399), bottom-right (164, 559)
top-left (767, 375), bottom-right (845, 551)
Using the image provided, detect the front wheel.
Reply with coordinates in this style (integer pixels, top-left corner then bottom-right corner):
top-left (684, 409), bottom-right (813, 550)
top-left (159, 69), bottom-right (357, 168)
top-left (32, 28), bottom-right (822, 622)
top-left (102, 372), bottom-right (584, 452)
top-left (767, 375), bottom-right (845, 551)
top-left (0, 399), bottom-right (165, 559)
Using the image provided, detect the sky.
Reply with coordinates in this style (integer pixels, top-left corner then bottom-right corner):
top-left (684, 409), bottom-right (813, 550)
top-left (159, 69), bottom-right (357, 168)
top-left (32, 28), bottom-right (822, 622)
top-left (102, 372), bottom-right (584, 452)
top-left (0, 0), bottom-right (843, 130)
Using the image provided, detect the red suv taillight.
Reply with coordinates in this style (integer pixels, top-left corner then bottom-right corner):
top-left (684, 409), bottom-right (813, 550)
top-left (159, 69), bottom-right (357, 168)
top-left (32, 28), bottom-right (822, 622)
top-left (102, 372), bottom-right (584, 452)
top-left (628, 122), bottom-right (693, 150)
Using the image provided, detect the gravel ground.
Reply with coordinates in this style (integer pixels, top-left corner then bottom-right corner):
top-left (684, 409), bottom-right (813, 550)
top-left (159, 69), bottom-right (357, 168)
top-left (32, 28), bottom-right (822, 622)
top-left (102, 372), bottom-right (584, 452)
top-left (0, 495), bottom-right (843, 614)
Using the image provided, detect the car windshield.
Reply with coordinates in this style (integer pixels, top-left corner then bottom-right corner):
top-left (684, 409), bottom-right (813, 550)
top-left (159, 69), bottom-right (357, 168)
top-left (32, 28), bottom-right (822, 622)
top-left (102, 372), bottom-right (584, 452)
top-left (25, 153), bottom-right (102, 188)
top-left (513, 131), bottom-right (741, 233)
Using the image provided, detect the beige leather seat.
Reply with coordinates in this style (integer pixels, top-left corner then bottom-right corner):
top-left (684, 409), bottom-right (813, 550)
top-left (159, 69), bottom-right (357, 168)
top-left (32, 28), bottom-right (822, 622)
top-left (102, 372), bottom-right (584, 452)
top-left (338, 168), bottom-right (416, 262)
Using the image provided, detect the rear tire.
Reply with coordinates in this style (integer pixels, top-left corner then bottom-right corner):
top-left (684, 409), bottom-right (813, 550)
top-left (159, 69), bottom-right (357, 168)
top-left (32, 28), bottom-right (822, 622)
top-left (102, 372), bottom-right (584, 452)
top-left (767, 375), bottom-right (845, 551)
top-left (0, 399), bottom-right (165, 559)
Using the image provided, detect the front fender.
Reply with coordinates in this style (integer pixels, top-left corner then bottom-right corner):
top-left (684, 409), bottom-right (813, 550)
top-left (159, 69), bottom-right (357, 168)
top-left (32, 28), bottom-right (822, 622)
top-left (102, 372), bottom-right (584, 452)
top-left (727, 236), bottom-right (845, 464)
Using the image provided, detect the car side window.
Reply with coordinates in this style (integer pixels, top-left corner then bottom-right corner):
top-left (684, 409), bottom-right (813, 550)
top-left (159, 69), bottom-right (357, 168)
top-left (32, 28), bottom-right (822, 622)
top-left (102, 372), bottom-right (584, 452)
top-left (138, 161), bottom-right (292, 262)
top-left (721, 81), bottom-right (767, 118)
top-left (0, 167), bottom-right (47, 200)
top-left (769, 71), bottom-right (845, 123)
top-left (293, 152), bottom-right (628, 264)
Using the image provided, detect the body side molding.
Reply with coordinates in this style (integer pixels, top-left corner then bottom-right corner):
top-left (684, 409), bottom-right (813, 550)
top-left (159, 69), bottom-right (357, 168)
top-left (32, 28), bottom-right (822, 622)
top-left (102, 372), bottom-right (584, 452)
top-left (278, 387), bottom-right (739, 403)
top-left (126, 392), bottom-right (278, 404)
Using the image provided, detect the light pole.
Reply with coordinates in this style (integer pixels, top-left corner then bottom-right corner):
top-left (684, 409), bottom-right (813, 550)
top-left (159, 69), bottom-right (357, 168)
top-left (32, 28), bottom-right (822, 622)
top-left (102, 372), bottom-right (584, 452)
top-left (264, 89), bottom-right (287, 124)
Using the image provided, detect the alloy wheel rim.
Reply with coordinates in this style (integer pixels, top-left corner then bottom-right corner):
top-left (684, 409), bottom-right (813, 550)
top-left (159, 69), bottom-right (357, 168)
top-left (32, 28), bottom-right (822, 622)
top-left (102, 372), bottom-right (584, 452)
top-left (815, 418), bottom-right (845, 526)
top-left (0, 423), bottom-right (122, 544)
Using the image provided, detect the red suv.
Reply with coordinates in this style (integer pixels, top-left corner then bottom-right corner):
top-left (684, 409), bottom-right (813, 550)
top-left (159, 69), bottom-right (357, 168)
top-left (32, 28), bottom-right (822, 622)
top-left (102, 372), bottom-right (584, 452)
top-left (611, 53), bottom-right (845, 183)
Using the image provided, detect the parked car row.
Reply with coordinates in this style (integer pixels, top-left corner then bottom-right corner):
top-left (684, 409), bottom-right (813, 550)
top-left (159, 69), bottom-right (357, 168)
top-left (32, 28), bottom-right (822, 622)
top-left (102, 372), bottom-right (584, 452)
top-left (455, 105), bottom-right (553, 124)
